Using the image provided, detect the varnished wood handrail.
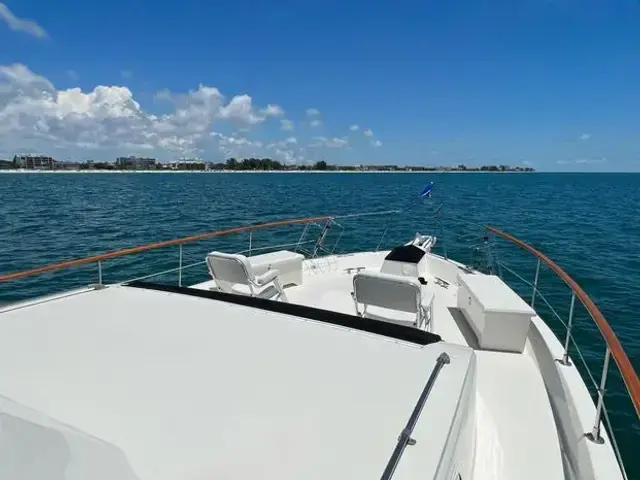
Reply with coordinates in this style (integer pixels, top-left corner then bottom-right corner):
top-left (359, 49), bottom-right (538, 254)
top-left (0, 216), bottom-right (332, 283)
top-left (487, 225), bottom-right (640, 417)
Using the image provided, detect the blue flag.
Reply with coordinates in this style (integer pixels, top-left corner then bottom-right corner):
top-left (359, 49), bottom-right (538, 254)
top-left (420, 182), bottom-right (434, 198)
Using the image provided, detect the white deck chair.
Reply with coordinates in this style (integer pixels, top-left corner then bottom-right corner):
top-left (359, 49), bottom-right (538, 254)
top-left (206, 252), bottom-right (288, 302)
top-left (352, 271), bottom-right (432, 329)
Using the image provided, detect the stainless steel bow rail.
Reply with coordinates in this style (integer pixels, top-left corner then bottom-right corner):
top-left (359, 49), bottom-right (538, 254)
top-left (380, 352), bottom-right (451, 480)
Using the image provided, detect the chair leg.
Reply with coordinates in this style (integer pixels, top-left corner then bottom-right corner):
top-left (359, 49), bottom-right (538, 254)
top-left (418, 306), bottom-right (431, 331)
top-left (274, 278), bottom-right (287, 302)
top-left (430, 302), bottom-right (434, 331)
top-left (351, 292), bottom-right (361, 316)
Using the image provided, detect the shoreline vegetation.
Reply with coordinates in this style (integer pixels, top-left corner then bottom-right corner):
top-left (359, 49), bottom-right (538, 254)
top-left (0, 169), bottom-right (536, 174)
top-left (0, 157), bottom-right (534, 173)
top-left (0, 170), bottom-right (536, 174)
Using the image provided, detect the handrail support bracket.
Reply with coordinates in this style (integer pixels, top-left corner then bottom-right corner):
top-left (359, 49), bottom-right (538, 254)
top-left (586, 346), bottom-right (611, 445)
top-left (531, 258), bottom-right (541, 307)
top-left (559, 292), bottom-right (576, 366)
top-left (178, 244), bottom-right (183, 287)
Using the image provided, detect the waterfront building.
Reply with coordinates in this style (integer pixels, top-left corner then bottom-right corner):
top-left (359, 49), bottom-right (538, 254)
top-left (115, 156), bottom-right (157, 170)
top-left (13, 155), bottom-right (56, 170)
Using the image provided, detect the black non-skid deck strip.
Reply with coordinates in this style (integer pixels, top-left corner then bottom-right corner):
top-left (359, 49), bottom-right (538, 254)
top-left (127, 281), bottom-right (442, 346)
top-left (384, 245), bottom-right (426, 264)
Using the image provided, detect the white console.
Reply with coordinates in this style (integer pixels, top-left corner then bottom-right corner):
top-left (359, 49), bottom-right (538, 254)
top-left (380, 244), bottom-right (429, 278)
top-left (248, 250), bottom-right (304, 287)
top-left (457, 273), bottom-right (535, 353)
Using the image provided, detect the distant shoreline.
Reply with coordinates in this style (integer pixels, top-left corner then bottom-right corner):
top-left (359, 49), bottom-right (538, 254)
top-left (0, 169), bottom-right (536, 174)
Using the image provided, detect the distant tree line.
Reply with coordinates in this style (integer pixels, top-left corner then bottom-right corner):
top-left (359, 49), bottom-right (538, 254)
top-left (216, 159), bottom-right (533, 172)
top-left (217, 158), bottom-right (340, 171)
top-left (0, 156), bottom-right (534, 172)
top-left (456, 164), bottom-right (533, 172)
top-left (217, 158), bottom-right (286, 170)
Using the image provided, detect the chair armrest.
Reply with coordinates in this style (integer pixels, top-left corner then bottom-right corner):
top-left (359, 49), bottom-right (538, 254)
top-left (254, 269), bottom-right (280, 286)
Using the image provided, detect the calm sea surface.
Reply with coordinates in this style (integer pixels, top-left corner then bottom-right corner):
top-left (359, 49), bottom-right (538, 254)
top-left (1, 172), bottom-right (639, 474)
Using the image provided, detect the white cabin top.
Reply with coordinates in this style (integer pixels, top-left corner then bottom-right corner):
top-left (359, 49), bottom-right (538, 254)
top-left (0, 285), bottom-right (474, 480)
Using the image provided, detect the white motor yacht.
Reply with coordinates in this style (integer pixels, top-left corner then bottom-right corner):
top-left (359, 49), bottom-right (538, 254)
top-left (0, 211), bottom-right (637, 480)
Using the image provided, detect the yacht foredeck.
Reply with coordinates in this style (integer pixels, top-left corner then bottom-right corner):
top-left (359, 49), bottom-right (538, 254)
top-left (193, 250), bottom-right (565, 480)
top-left (0, 213), bottom-right (634, 480)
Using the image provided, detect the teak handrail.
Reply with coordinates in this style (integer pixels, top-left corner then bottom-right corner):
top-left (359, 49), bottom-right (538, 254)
top-left (486, 225), bottom-right (640, 417)
top-left (0, 215), bottom-right (332, 283)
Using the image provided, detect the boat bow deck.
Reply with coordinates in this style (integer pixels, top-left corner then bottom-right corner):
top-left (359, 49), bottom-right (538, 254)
top-left (0, 285), bottom-right (475, 480)
top-left (0, 213), bottom-right (634, 480)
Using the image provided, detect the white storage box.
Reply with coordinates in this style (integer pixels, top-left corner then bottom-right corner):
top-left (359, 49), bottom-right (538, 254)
top-left (248, 250), bottom-right (304, 287)
top-left (457, 273), bottom-right (535, 353)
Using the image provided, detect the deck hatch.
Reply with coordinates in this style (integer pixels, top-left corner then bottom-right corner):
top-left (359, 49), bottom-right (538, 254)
top-left (384, 245), bottom-right (427, 264)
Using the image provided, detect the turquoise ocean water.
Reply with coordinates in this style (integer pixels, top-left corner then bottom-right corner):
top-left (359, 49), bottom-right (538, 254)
top-left (1, 172), bottom-right (639, 475)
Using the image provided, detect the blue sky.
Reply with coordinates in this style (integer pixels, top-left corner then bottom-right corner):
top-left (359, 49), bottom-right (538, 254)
top-left (1, 0), bottom-right (639, 171)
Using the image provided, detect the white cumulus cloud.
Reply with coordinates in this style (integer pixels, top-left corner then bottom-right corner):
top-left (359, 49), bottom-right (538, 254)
top-left (261, 104), bottom-right (284, 117)
top-left (264, 138), bottom-right (301, 164)
top-left (364, 128), bottom-right (373, 137)
top-left (266, 137), bottom-right (298, 150)
top-left (0, 63), bottom-right (293, 158)
top-left (310, 136), bottom-right (348, 148)
top-left (274, 148), bottom-right (297, 164)
top-left (218, 94), bottom-right (264, 124)
top-left (306, 108), bottom-right (320, 116)
top-left (349, 124), bottom-right (359, 131)
top-left (327, 137), bottom-right (348, 148)
top-left (372, 140), bottom-right (382, 147)
top-left (211, 132), bottom-right (266, 159)
top-left (0, 63), bottom-right (379, 163)
top-left (280, 119), bottom-right (294, 130)
top-left (310, 119), bottom-right (322, 128)
top-left (0, 3), bottom-right (47, 38)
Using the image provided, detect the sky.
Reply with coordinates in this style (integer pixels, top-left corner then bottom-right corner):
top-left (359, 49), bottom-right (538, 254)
top-left (0, 0), bottom-right (639, 171)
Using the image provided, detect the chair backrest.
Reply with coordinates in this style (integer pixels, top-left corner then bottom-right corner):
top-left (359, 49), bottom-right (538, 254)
top-left (206, 252), bottom-right (254, 289)
top-left (353, 272), bottom-right (421, 313)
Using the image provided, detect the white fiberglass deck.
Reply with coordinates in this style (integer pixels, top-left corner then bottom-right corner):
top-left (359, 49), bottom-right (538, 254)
top-left (1, 245), bottom-right (624, 480)
top-left (193, 251), bottom-right (566, 480)
top-left (0, 285), bottom-right (473, 480)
